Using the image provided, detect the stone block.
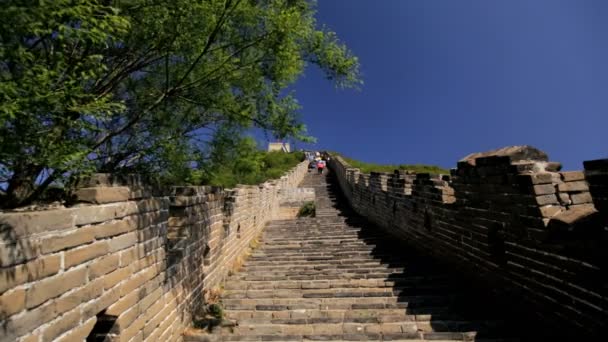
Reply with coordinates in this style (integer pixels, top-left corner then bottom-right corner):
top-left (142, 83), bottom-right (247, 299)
top-left (40, 227), bottom-right (95, 254)
top-left (0, 209), bottom-right (74, 238)
top-left (0, 254), bottom-right (61, 293)
top-left (0, 288), bottom-right (25, 319)
top-left (75, 187), bottom-right (131, 204)
top-left (561, 171), bottom-right (585, 182)
top-left (108, 232), bottom-right (138, 253)
top-left (89, 254), bottom-right (120, 279)
top-left (535, 194), bottom-right (559, 206)
top-left (54, 278), bottom-right (104, 315)
top-left (570, 192), bottom-right (592, 205)
top-left (42, 308), bottom-right (81, 342)
top-left (557, 181), bottom-right (589, 192)
top-left (533, 184), bottom-right (556, 195)
top-left (25, 267), bottom-right (87, 309)
top-left (64, 241), bottom-right (109, 269)
top-left (55, 316), bottom-right (96, 342)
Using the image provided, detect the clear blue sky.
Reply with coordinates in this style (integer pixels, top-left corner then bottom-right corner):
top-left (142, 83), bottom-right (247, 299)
top-left (287, 0), bottom-right (608, 170)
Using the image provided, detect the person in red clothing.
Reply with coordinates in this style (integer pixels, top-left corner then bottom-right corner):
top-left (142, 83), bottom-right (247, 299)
top-left (316, 159), bottom-right (326, 174)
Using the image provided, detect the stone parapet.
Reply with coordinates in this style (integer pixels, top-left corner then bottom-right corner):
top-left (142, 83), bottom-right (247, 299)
top-left (0, 160), bottom-right (308, 342)
top-left (329, 146), bottom-right (607, 338)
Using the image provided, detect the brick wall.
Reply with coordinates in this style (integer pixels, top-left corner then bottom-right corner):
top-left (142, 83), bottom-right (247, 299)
top-left (329, 146), bottom-right (607, 338)
top-left (0, 161), bottom-right (308, 342)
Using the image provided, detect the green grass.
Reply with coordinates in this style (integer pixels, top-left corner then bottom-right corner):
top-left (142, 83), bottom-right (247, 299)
top-left (297, 201), bottom-right (316, 218)
top-left (335, 154), bottom-right (449, 174)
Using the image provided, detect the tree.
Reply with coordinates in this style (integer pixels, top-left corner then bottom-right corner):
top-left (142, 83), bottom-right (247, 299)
top-left (0, 0), bottom-right (360, 208)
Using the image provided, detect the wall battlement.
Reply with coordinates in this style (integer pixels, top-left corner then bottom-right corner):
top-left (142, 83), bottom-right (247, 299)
top-left (0, 162), bottom-right (308, 342)
top-left (329, 146), bottom-right (607, 338)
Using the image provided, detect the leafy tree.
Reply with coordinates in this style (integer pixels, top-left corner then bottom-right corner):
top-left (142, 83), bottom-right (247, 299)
top-left (192, 127), bottom-right (303, 188)
top-left (0, 0), bottom-right (360, 208)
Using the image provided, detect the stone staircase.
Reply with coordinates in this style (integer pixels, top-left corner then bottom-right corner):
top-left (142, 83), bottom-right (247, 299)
top-left (216, 171), bottom-right (522, 341)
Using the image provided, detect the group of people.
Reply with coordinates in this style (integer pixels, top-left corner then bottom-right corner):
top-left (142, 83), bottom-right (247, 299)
top-left (306, 151), bottom-right (330, 174)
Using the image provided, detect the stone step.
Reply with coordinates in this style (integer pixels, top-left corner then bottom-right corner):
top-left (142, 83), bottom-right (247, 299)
top-left (222, 285), bottom-right (458, 300)
top-left (240, 262), bottom-right (408, 272)
top-left (230, 270), bottom-right (407, 281)
top-left (222, 294), bottom-right (466, 311)
top-left (224, 277), bottom-right (449, 291)
top-left (242, 258), bottom-right (412, 267)
top-left (224, 308), bottom-right (489, 324)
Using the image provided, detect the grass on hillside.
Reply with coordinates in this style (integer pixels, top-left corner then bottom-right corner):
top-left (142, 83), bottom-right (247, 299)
top-left (335, 154), bottom-right (449, 174)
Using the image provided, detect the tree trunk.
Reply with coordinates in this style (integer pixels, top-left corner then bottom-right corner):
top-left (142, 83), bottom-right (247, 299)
top-left (3, 164), bottom-right (43, 209)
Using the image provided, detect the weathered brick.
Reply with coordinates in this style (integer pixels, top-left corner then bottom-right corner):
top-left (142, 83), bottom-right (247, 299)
top-left (533, 184), bottom-right (556, 195)
top-left (1, 300), bottom-right (55, 340)
top-left (89, 254), bottom-right (120, 279)
top-left (108, 232), bottom-right (138, 253)
top-left (81, 287), bottom-right (120, 318)
top-left (26, 267), bottom-right (87, 309)
top-left (0, 254), bottom-right (61, 293)
top-left (560, 171), bottom-right (585, 182)
top-left (102, 266), bottom-right (131, 290)
top-left (64, 241), bottom-right (109, 269)
top-left (535, 194), bottom-right (559, 206)
top-left (570, 192), bottom-right (592, 205)
top-left (0, 288), bottom-right (25, 319)
top-left (54, 278), bottom-right (104, 315)
top-left (40, 227), bottom-right (95, 254)
top-left (74, 186), bottom-right (131, 204)
top-left (0, 209), bottom-right (74, 238)
top-left (42, 309), bottom-right (81, 342)
top-left (0, 238), bottom-right (40, 267)
top-left (55, 316), bottom-right (96, 342)
top-left (557, 181), bottom-right (589, 192)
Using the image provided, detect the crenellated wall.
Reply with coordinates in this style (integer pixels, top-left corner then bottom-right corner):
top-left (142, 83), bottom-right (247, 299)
top-left (329, 146), bottom-right (608, 338)
top-left (0, 161), bottom-right (308, 342)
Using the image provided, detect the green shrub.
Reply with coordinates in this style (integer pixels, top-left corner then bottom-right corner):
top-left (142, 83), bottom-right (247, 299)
top-left (297, 201), bottom-right (316, 217)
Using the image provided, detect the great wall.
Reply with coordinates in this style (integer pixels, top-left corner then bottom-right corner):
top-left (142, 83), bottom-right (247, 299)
top-left (0, 146), bottom-right (606, 341)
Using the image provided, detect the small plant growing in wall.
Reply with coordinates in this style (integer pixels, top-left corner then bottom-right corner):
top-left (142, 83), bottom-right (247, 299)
top-left (193, 287), bottom-right (234, 332)
top-left (297, 201), bottom-right (316, 217)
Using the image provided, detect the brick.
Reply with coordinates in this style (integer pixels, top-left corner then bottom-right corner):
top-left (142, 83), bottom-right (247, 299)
top-left (1, 300), bottom-right (55, 340)
top-left (0, 254), bottom-right (61, 293)
top-left (570, 192), bottom-right (592, 205)
top-left (535, 194), bottom-right (559, 206)
top-left (539, 205), bottom-right (562, 218)
top-left (533, 184), bottom-right (556, 195)
top-left (557, 181), bottom-right (589, 192)
top-left (119, 265), bottom-right (159, 297)
top-left (106, 290), bottom-right (139, 316)
top-left (54, 278), bottom-right (104, 315)
top-left (89, 254), bottom-right (120, 279)
top-left (42, 309), bottom-right (81, 342)
top-left (40, 227), bottom-right (95, 254)
top-left (64, 241), bottom-right (109, 269)
top-left (55, 316), bottom-right (96, 342)
top-left (0, 209), bottom-right (74, 238)
top-left (93, 217), bottom-right (137, 239)
top-left (0, 288), bottom-right (26, 319)
top-left (517, 173), bottom-right (554, 185)
top-left (26, 267), bottom-right (87, 309)
top-left (74, 187), bottom-right (131, 204)
top-left (0, 238), bottom-right (40, 267)
top-left (81, 287), bottom-right (120, 318)
top-left (108, 232), bottom-right (138, 253)
top-left (561, 171), bottom-right (585, 182)
top-left (102, 267), bottom-right (131, 290)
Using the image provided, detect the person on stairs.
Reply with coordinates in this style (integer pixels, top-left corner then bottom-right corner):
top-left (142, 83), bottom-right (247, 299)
top-left (316, 159), bottom-right (326, 174)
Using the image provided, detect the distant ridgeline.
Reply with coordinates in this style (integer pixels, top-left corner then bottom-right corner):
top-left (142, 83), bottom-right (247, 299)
top-left (329, 145), bottom-right (608, 338)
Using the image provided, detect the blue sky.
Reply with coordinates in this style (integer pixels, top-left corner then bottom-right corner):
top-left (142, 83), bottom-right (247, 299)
top-left (282, 0), bottom-right (608, 170)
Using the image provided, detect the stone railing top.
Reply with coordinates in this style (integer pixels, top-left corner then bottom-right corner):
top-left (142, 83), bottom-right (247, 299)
top-left (459, 145), bottom-right (548, 166)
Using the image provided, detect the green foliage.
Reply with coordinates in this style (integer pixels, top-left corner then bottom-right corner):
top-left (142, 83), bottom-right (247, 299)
top-left (189, 129), bottom-right (303, 188)
top-left (336, 154), bottom-right (449, 174)
top-left (0, 0), bottom-right (360, 208)
top-left (297, 201), bottom-right (316, 217)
